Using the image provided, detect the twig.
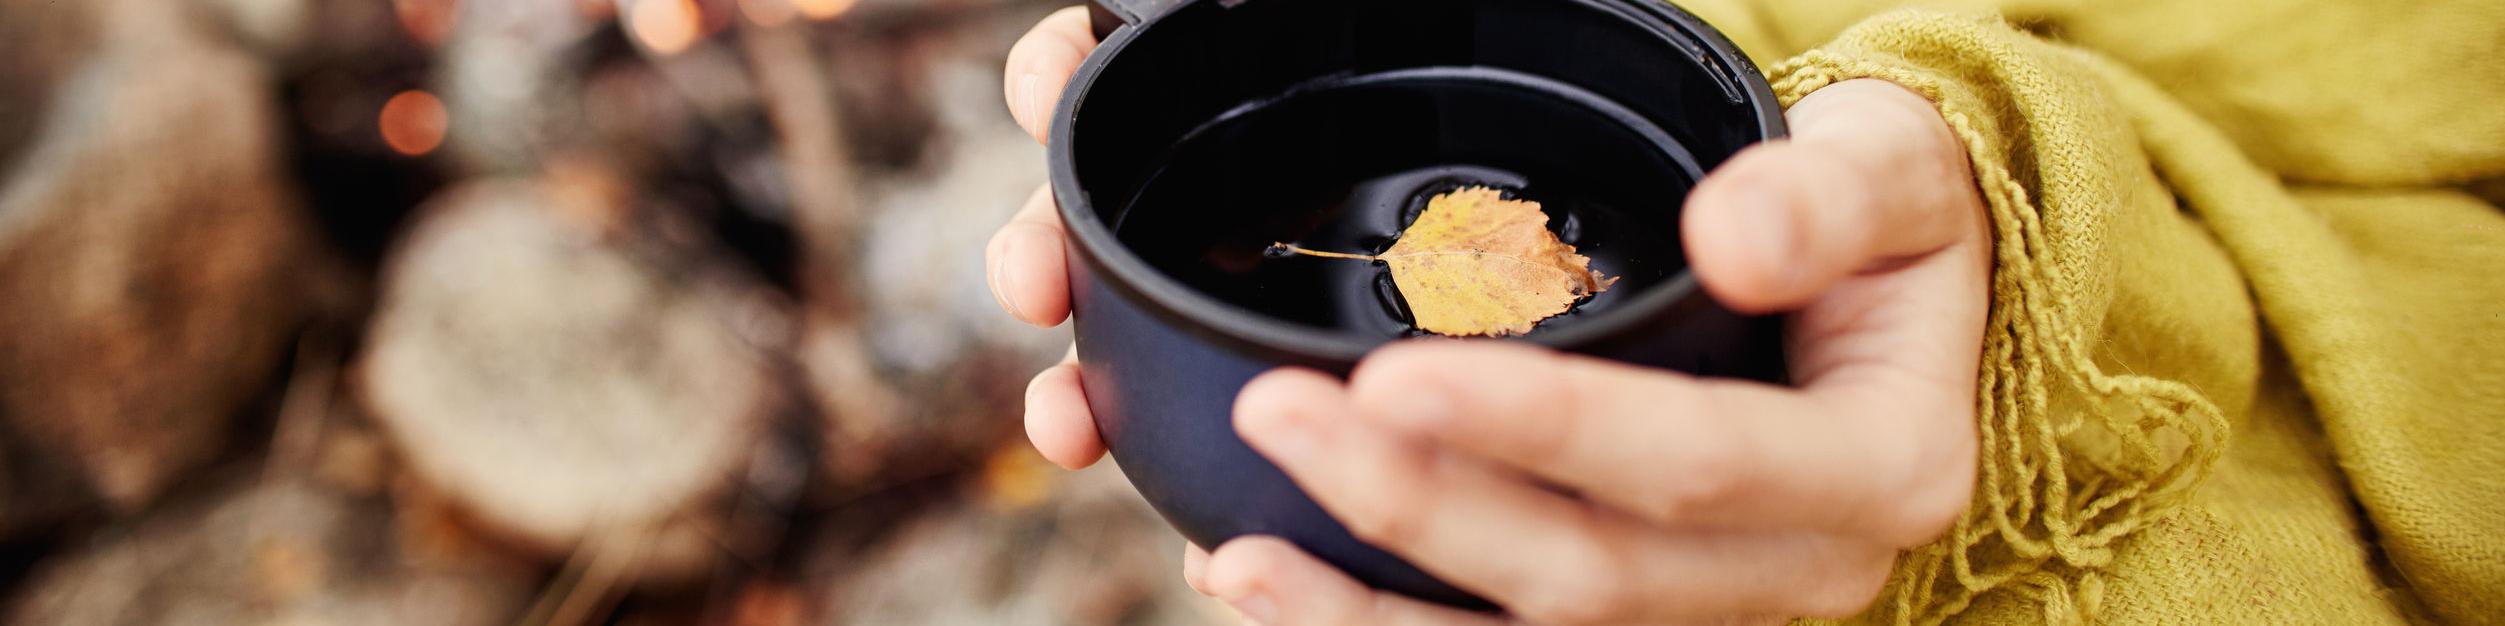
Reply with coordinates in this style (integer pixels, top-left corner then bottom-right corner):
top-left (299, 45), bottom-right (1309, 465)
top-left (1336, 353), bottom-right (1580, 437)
top-left (1267, 242), bottom-right (1380, 261)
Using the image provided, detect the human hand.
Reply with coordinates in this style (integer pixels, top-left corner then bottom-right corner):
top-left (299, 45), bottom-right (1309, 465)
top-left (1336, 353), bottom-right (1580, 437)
top-left (991, 8), bottom-right (1991, 624)
top-left (991, 6), bottom-right (1099, 470)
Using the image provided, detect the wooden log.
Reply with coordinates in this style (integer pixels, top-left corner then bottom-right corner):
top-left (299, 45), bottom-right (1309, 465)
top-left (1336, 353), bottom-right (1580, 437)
top-left (0, 0), bottom-right (329, 525)
top-left (4, 471), bottom-right (539, 626)
top-left (357, 171), bottom-right (791, 583)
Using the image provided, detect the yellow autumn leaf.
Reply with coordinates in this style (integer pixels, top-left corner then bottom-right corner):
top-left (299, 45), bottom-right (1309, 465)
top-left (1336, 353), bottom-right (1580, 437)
top-left (1272, 187), bottom-right (1616, 337)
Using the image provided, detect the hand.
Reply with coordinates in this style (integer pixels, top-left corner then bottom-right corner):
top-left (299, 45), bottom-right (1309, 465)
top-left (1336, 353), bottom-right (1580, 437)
top-left (992, 8), bottom-right (1990, 625)
top-left (992, 6), bottom-right (1098, 470)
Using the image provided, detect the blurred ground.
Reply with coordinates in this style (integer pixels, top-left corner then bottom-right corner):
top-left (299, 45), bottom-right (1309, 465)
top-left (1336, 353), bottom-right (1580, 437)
top-left (0, 0), bottom-right (1229, 624)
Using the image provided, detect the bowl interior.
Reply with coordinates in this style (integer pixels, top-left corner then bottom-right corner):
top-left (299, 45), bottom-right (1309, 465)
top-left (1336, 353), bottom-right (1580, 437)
top-left (1061, 0), bottom-right (1779, 357)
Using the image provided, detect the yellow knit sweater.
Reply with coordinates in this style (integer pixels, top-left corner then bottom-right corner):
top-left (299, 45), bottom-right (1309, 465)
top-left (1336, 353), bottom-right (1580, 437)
top-left (1665, 1), bottom-right (2505, 624)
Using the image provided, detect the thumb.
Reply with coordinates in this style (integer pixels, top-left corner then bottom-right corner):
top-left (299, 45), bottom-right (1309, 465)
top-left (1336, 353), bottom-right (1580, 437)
top-left (1681, 79), bottom-right (1980, 313)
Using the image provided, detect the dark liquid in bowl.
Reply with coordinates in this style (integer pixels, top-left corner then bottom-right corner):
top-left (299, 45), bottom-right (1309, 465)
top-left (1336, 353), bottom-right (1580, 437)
top-left (1113, 68), bottom-right (1703, 338)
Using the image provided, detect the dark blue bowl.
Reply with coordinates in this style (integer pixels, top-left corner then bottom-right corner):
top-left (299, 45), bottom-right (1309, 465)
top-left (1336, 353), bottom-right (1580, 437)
top-left (1049, 0), bottom-right (1788, 610)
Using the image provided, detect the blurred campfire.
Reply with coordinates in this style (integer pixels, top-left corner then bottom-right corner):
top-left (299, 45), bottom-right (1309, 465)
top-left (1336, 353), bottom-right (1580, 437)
top-left (0, 0), bottom-right (1225, 624)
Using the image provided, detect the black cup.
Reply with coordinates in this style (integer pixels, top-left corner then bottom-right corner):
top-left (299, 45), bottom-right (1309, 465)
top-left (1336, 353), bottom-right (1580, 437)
top-left (1048, 0), bottom-right (1789, 610)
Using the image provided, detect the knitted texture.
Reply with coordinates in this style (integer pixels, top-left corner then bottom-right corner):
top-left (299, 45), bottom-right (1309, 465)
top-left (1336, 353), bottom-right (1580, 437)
top-left (1690, 7), bottom-right (2505, 625)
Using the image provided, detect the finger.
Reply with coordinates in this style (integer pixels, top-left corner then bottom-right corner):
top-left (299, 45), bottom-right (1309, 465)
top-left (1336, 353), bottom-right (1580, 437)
top-left (1023, 346), bottom-right (1102, 469)
top-left (1233, 370), bottom-right (1898, 622)
top-left (1346, 341), bottom-right (1968, 547)
top-left (1683, 78), bottom-right (1981, 313)
top-left (988, 184), bottom-right (1073, 327)
top-left (1185, 543), bottom-right (1214, 596)
top-left (1003, 6), bottom-right (1097, 144)
top-left (1771, 216), bottom-right (1986, 531)
top-left (1201, 536), bottom-right (1516, 626)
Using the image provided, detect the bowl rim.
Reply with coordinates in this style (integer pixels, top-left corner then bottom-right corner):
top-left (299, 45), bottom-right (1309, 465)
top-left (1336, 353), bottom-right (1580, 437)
top-left (1049, 0), bottom-right (1788, 365)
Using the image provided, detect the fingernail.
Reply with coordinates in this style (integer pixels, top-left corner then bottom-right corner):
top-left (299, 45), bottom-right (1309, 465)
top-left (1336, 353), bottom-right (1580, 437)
top-left (1015, 73), bottom-right (1042, 135)
top-left (991, 228), bottom-right (1028, 321)
top-left (1227, 592), bottom-right (1279, 624)
top-left (1183, 548), bottom-right (1209, 593)
top-left (1238, 388), bottom-right (1321, 460)
top-left (1247, 407), bottom-right (1315, 458)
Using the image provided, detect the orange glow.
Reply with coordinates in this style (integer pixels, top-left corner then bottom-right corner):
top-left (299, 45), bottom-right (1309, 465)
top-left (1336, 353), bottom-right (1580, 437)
top-left (379, 90), bottom-right (448, 156)
top-left (393, 0), bottom-right (459, 46)
top-left (792, 0), bottom-right (857, 21)
top-left (977, 447), bottom-right (1055, 511)
top-left (739, 0), bottom-right (794, 27)
top-left (629, 0), bottom-right (703, 55)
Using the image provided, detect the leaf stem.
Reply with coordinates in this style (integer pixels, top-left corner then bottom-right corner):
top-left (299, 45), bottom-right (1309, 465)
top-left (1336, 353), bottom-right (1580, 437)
top-left (1267, 243), bottom-right (1379, 261)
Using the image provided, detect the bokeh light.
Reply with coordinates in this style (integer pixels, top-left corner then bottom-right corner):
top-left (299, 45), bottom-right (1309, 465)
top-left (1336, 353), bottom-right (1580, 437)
top-left (629, 0), bottom-right (704, 55)
top-left (793, 0), bottom-right (858, 21)
top-left (378, 90), bottom-right (448, 156)
top-left (392, 0), bottom-right (459, 46)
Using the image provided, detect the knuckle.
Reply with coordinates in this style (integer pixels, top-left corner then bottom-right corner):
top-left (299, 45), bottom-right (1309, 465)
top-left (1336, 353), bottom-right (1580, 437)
top-left (1507, 536), bottom-right (1629, 625)
top-left (1652, 426), bottom-right (1746, 519)
top-left (1519, 402), bottom-right (1583, 470)
top-left (1340, 497), bottom-right (1424, 547)
top-left (1347, 345), bottom-right (1449, 414)
top-left (1662, 467), bottom-right (1738, 521)
top-left (1539, 355), bottom-right (1662, 459)
top-left (1339, 458), bottom-right (1436, 548)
